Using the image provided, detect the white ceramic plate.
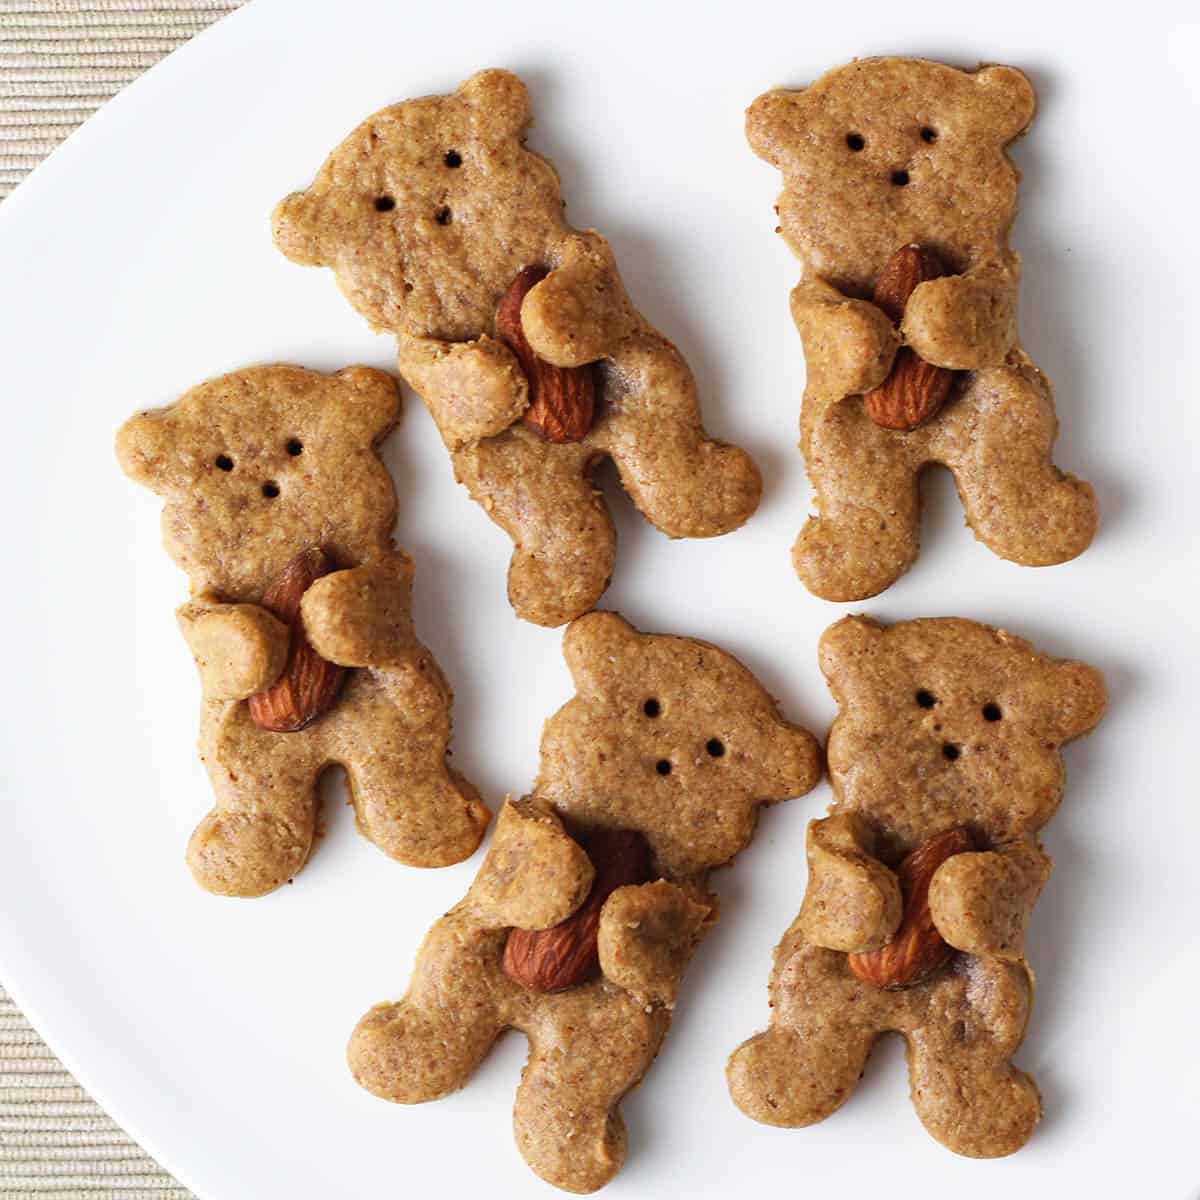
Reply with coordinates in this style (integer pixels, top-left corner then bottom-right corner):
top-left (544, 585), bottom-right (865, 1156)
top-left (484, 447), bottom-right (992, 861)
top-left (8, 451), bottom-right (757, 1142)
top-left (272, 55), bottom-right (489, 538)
top-left (2, 1), bottom-right (1198, 1196)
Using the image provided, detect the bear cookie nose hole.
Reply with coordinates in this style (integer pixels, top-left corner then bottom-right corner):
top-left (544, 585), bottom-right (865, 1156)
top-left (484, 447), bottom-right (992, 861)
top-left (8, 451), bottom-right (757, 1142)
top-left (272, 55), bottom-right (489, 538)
top-left (642, 699), bottom-right (661, 718)
top-left (286, 439), bottom-right (303, 457)
top-left (915, 689), bottom-right (937, 708)
top-left (982, 703), bottom-right (1002, 722)
top-left (435, 206), bottom-right (452, 225)
top-left (942, 743), bottom-right (961, 761)
top-left (920, 126), bottom-right (938, 143)
top-left (374, 195), bottom-right (395, 212)
top-left (655, 759), bottom-right (672, 776)
top-left (706, 739), bottom-right (725, 758)
top-left (891, 169), bottom-right (910, 186)
top-left (214, 454), bottom-right (234, 472)
top-left (443, 150), bottom-right (462, 168)
top-left (261, 481), bottom-right (280, 499)
top-left (846, 132), bottom-right (866, 151)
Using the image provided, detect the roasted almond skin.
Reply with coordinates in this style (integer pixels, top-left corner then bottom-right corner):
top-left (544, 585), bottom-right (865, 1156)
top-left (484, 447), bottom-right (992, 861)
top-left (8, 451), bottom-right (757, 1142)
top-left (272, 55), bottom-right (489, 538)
top-left (502, 829), bottom-right (651, 992)
top-left (871, 244), bottom-right (946, 323)
top-left (864, 244), bottom-right (957, 432)
top-left (496, 265), bottom-right (596, 444)
top-left (847, 826), bottom-right (975, 990)
top-left (247, 548), bottom-right (346, 732)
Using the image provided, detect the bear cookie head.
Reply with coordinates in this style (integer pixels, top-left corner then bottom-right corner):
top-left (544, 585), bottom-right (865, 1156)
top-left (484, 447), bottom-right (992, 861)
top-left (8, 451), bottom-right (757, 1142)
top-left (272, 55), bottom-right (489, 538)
top-left (273, 69), bottom-right (565, 342)
top-left (115, 365), bottom-right (399, 600)
top-left (535, 612), bottom-right (823, 879)
top-left (747, 58), bottom-right (1036, 292)
top-left (819, 616), bottom-right (1106, 861)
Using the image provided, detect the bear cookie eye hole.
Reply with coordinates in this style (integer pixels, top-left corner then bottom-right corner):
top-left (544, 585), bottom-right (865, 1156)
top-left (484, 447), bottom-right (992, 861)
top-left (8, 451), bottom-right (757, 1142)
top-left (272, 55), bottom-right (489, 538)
top-left (286, 439), bottom-right (303, 456)
top-left (214, 454), bottom-right (234, 472)
top-left (435, 206), bottom-right (452, 226)
top-left (982, 703), bottom-right (1003, 722)
top-left (443, 150), bottom-right (462, 168)
top-left (846, 132), bottom-right (865, 151)
top-left (915, 689), bottom-right (937, 708)
top-left (706, 739), bottom-right (725, 758)
top-left (642, 699), bottom-right (661, 718)
top-left (374, 195), bottom-right (395, 212)
top-left (920, 126), bottom-right (938, 143)
top-left (655, 759), bottom-right (672, 776)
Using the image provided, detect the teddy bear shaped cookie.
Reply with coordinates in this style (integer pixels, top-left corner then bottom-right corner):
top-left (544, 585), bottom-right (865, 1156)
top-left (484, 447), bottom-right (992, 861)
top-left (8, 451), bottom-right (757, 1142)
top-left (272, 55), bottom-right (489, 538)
top-left (116, 365), bottom-right (489, 896)
top-left (273, 69), bottom-right (762, 627)
top-left (727, 615), bottom-right (1105, 1157)
top-left (348, 611), bottom-right (820, 1192)
top-left (747, 58), bottom-right (1098, 600)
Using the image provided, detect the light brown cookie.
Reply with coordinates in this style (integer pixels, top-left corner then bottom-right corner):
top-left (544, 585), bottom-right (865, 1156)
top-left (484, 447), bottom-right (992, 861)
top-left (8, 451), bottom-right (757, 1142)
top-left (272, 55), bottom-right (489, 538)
top-left (747, 58), bottom-right (1098, 600)
top-left (273, 69), bottom-right (762, 627)
top-left (116, 365), bottom-right (489, 896)
top-left (348, 611), bottom-right (821, 1192)
top-left (727, 615), bottom-right (1106, 1157)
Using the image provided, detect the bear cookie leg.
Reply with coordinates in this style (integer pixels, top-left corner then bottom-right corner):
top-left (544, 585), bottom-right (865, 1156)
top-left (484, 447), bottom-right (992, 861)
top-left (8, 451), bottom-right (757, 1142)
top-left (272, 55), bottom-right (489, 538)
top-left (793, 402), bottom-right (920, 601)
top-left (947, 367), bottom-right (1098, 567)
top-left (454, 434), bottom-right (615, 627)
top-left (905, 959), bottom-right (1042, 1158)
top-left (347, 752), bottom-right (487, 871)
top-left (907, 1032), bottom-right (1042, 1159)
top-left (604, 337), bottom-right (762, 539)
top-left (513, 995), bottom-right (669, 1193)
top-left (339, 673), bottom-right (489, 870)
top-left (727, 944), bottom-right (877, 1128)
top-left (189, 719), bottom-right (319, 897)
top-left (348, 997), bottom-right (503, 1105)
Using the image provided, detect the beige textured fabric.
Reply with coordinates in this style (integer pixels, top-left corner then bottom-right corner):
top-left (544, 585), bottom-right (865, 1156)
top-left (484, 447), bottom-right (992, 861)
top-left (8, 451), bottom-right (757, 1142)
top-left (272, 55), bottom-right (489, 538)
top-left (0, 986), bottom-right (194, 1196)
top-left (2, 7), bottom-right (244, 1192)
top-left (0, 0), bottom-right (241, 199)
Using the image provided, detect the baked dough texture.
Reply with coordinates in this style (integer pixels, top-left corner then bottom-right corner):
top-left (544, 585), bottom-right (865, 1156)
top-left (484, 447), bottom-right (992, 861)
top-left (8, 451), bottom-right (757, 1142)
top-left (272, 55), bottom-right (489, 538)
top-left (348, 611), bottom-right (821, 1192)
top-left (116, 365), bottom-right (489, 896)
top-left (727, 615), bottom-right (1106, 1157)
top-left (273, 69), bottom-right (762, 627)
top-left (747, 58), bottom-right (1098, 600)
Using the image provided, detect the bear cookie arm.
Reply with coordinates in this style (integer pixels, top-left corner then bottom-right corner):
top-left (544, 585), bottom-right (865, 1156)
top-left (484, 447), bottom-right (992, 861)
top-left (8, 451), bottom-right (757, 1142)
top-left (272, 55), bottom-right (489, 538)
top-left (116, 365), bottom-right (489, 897)
top-left (727, 615), bottom-right (1106, 1158)
top-left (348, 612), bottom-right (821, 1192)
top-left (273, 68), bottom-right (762, 627)
top-left (748, 57), bottom-right (1098, 600)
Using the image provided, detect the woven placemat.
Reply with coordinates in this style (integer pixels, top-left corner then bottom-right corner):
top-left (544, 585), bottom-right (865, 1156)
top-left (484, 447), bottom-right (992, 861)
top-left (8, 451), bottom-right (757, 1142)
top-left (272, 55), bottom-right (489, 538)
top-left (1, 0), bottom-right (241, 199)
top-left (1, 5), bottom-right (243, 1190)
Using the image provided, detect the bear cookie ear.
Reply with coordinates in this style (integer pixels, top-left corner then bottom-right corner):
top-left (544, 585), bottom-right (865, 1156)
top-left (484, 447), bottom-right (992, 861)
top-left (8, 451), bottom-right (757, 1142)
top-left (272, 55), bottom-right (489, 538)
top-left (561, 611), bottom-right (641, 697)
top-left (766, 719), bottom-right (824, 800)
top-left (745, 88), bottom-right (806, 170)
top-left (332, 367), bottom-right (401, 441)
top-left (1045, 660), bottom-right (1107, 743)
top-left (272, 188), bottom-right (330, 267)
top-left (457, 68), bottom-right (531, 144)
top-left (972, 64), bottom-right (1037, 142)
top-left (115, 409), bottom-right (179, 495)
top-left (817, 615), bottom-right (885, 689)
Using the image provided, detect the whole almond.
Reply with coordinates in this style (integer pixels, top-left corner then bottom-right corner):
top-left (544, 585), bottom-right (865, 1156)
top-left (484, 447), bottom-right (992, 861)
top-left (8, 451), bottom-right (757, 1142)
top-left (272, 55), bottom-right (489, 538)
top-left (871, 243), bottom-right (946, 324)
top-left (502, 828), bottom-right (651, 993)
top-left (496, 265), bottom-right (595, 444)
top-left (863, 243), bottom-right (956, 432)
top-left (846, 826), bottom-right (975, 990)
top-left (247, 548), bottom-right (346, 733)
